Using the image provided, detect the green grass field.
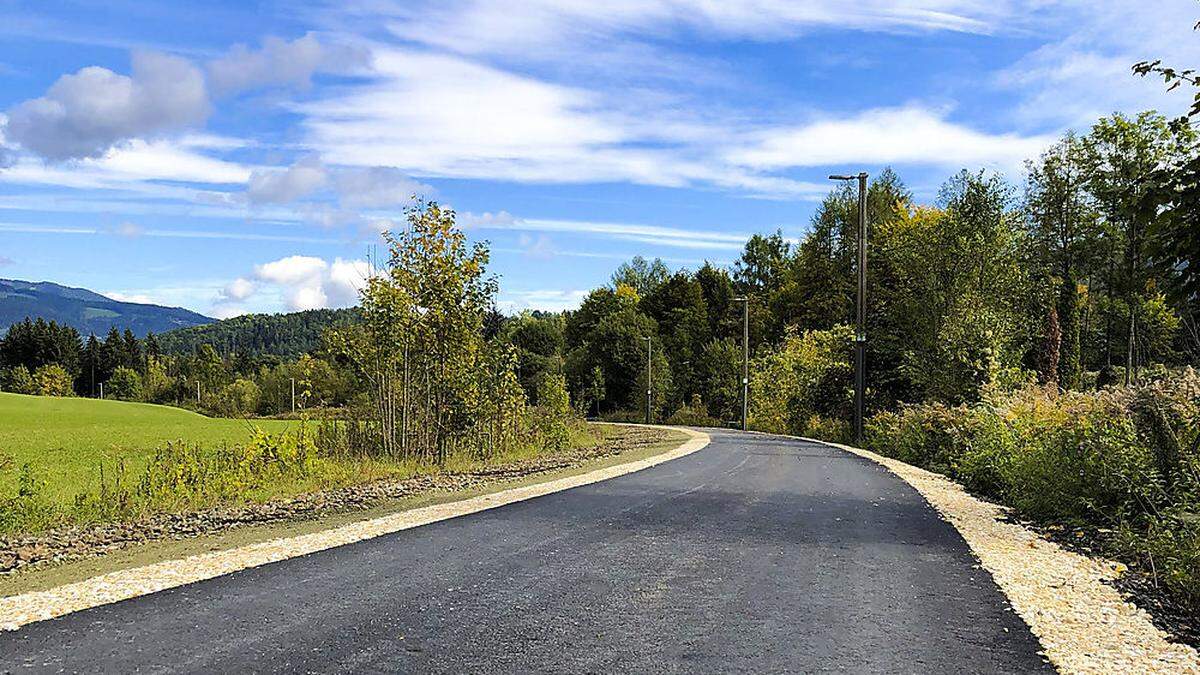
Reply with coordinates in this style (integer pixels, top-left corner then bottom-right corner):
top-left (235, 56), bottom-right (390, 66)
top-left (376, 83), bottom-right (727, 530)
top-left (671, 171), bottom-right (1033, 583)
top-left (0, 393), bottom-right (294, 503)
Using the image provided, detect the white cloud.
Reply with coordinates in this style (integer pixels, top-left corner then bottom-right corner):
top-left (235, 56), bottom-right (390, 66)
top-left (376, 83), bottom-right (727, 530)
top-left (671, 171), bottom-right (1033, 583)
top-left (5, 51), bottom-right (209, 161)
top-left (994, 1), bottom-right (1200, 127)
top-left (221, 277), bottom-right (256, 301)
top-left (246, 157), bottom-right (328, 204)
top-left (113, 221), bottom-right (143, 237)
top-left (726, 106), bottom-right (1055, 174)
top-left (464, 212), bottom-right (753, 251)
top-left (207, 33), bottom-right (368, 96)
top-left (381, 0), bottom-right (1029, 61)
top-left (102, 290), bottom-right (156, 304)
top-left (335, 166), bottom-right (432, 208)
top-left (248, 254), bottom-right (370, 311)
top-left (496, 288), bottom-right (590, 313)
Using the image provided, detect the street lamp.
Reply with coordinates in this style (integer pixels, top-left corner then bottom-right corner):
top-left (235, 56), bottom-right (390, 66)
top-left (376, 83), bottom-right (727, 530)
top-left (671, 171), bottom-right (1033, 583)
top-left (642, 336), bottom-right (652, 425)
top-left (830, 172), bottom-right (868, 446)
top-left (733, 296), bottom-right (749, 431)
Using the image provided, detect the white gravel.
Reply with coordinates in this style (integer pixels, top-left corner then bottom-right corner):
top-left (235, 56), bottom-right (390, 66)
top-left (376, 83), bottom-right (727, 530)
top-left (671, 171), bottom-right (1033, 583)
top-left (0, 427), bottom-right (710, 632)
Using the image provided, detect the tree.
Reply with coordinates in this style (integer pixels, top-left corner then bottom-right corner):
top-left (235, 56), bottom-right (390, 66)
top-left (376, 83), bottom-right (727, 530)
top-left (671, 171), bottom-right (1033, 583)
top-left (106, 366), bottom-right (143, 401)
top-left (610, 256), bottom-right (669, 297)
top-left (1025, 133), bottom-right (1102, 389)
top-left (5, 365), bottom-right (34, 394)
top-left (33, 364), bottom-right (75, 397)
top-left (1082, 112), bottom-right (1192, 382)
top-left (215, 378), bottom-right (261, 417)
top-left (876, 173), bottom-right (1032, 403)
top-left (733, 230), bottom-right (790, 296)
top-left (504, 312), bottom-right (566, 403)
top-left (142, 356), bottom-right (172, 402)
top-left (331, 201), bottom-right (519, 461)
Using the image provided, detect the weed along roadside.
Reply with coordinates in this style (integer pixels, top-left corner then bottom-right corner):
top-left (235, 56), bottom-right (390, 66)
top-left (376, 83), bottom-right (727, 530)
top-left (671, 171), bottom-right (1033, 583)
top-left (0, 423), bottom-right (686, 583)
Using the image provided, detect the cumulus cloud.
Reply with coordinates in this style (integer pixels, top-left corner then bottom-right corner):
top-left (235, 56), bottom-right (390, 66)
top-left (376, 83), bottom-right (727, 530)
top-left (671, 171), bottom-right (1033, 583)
top-left (248, 254), bottom-right (371, 311)
top-left (207, 33), bottom-right (368, 97)
top-left (5, 51), bottom-right (209, 161)
top-left (220, 277), bottom-right (256, 302)
top-left (1, 33), bottom-right (360, 164)
top-left (245, 157), bottom-right (328, 204)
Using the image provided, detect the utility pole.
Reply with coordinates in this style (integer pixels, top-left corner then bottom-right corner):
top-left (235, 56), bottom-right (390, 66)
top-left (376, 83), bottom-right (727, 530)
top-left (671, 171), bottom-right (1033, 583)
top-left (643, 336), bottom-right (652, 425)
top-left (291, 377), bottom-right (296, 413)
top-left (196, 380), bottom-right (201, 404)
top-left (830, 171), bottom-right (869, 446)
top-left (734, 297), bottom-right (749, 431)
top-left (99, 382), bottom-right (104, 400)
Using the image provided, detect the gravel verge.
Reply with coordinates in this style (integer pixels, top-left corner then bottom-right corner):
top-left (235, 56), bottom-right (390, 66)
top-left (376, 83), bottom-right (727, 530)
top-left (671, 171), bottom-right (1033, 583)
top-left (809, 435), bottom-right (1200, 674)
top-left (0, 425), bottom-right (709, 631)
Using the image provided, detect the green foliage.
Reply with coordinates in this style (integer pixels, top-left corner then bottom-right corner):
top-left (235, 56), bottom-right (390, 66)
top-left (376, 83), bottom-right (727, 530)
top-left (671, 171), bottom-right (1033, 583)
top-left (610, 256), bottom-right (669, 297)
top-left (106, 366), bottom-right (143, 401)
top-left (4, 364), bottom-right (34, 394)
top-left (212, 378), bottom-right (261, 417)
top-left (867, 371), bottom-right (1200, 609)
top-left (155, 308), bottom-right (359, 359)
top-left (33, 364), bottom-right (74, 397)
top-left (665, 394), bottom-right (721, 427)
top-left (748, 325), bottom-right (853, 438)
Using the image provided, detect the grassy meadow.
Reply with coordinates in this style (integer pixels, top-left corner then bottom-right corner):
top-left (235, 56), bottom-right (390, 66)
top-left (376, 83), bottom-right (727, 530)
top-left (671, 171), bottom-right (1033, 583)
top-left (0, 392), bottom-right (620, 537)
top-left (0, 392), bottom-right (295, 504)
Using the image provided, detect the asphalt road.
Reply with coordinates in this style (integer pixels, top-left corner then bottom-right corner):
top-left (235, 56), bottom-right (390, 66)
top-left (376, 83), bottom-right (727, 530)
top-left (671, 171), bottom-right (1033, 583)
top-left (1, 429), bottom-right (1051, 673)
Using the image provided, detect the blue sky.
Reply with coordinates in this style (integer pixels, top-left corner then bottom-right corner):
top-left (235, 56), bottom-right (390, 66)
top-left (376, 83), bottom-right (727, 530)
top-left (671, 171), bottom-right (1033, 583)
top-left (0, 1), bottom-right (1197, 317)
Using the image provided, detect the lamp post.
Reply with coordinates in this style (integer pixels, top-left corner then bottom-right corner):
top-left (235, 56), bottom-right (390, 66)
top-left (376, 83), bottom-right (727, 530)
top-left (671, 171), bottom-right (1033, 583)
top-left (733, 296), bottom-right (749, 431)
top-left (830, 171), bottom-right (868, 446)
top-left (643, 336), bottom-right (652, 425)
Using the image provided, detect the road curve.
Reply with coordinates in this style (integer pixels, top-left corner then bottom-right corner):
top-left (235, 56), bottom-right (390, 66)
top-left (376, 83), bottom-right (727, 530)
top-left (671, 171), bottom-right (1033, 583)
top-left (1, 429), bottom-right (1050, 673)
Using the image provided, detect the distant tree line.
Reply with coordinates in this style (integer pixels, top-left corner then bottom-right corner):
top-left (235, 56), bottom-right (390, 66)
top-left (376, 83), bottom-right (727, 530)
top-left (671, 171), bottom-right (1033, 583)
top-left (154, 308), bottom-right (359, 359)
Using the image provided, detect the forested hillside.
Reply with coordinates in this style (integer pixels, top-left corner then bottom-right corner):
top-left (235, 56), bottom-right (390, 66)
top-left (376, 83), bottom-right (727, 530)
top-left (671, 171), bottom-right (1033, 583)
top-left (0, 279), bottom-right (212, 337)
top-left (156, 308), bottom-right (359, 359)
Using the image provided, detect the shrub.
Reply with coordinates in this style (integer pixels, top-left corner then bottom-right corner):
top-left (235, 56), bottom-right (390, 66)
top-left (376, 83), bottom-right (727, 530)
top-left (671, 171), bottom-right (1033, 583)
top-left (33, 364), bottom-right (74, 397)
top-left (4, 365), bottom-right (35, 394)
top-left (867, 371), bottom-right (1200, 610)
top-left (106, 366), bottom-right (143, 401)
top-left (666, 395), bottom-right (721, 427)
top-left (749, 324), bottom-right (853, 436)
top-left (213, 378), bottom-right (261, 417)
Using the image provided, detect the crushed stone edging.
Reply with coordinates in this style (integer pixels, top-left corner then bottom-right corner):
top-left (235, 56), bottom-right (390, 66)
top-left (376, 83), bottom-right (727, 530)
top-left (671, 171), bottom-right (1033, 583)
top-left (794, 433), bottom-right (1200, 675)
top-left (0, 426), bottom-right (709, 632)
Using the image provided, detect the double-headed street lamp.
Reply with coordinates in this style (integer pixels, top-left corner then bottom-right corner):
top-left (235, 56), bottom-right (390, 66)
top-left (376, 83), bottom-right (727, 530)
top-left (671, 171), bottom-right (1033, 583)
top-left (733, 296), bottom-right (749, 431)
top-left (829, 172), bottom-right (868, 446)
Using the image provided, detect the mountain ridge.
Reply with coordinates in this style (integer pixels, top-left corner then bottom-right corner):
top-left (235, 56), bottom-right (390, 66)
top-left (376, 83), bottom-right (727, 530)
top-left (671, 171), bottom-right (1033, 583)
top-left (0, 278), bottom-right (214, 337)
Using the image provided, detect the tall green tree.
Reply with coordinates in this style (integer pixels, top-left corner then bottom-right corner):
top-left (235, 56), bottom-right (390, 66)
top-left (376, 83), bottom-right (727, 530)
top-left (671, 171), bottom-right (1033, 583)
top-left (1082, 112), bottom-right (1192, 382)
top-left (1024, 132), bottom-right (1102, 389)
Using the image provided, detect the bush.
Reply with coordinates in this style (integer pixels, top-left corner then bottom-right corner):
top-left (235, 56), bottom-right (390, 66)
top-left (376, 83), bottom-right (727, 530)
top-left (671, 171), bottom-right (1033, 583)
top-left (749, 324), bottom-right (853, 436)
top-left (867, 371), bottom-right (1200, 609)
top-left (3, 365), bottom-right (35, 394)
top-left (212, 378), bottom-right (261, 417)
top-left (106, 366), bottom-right (143, 401)
top-left (33, 364), bottom-right (74, 397)
top-left (666, 395), bottom-right (721, 427)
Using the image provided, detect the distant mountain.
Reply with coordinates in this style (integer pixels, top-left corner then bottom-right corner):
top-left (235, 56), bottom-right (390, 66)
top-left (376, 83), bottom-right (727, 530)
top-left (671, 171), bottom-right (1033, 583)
top-left (0, 279), bottom-right (214, 337)
top-left (156, 307), bottom-right (359, 359)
